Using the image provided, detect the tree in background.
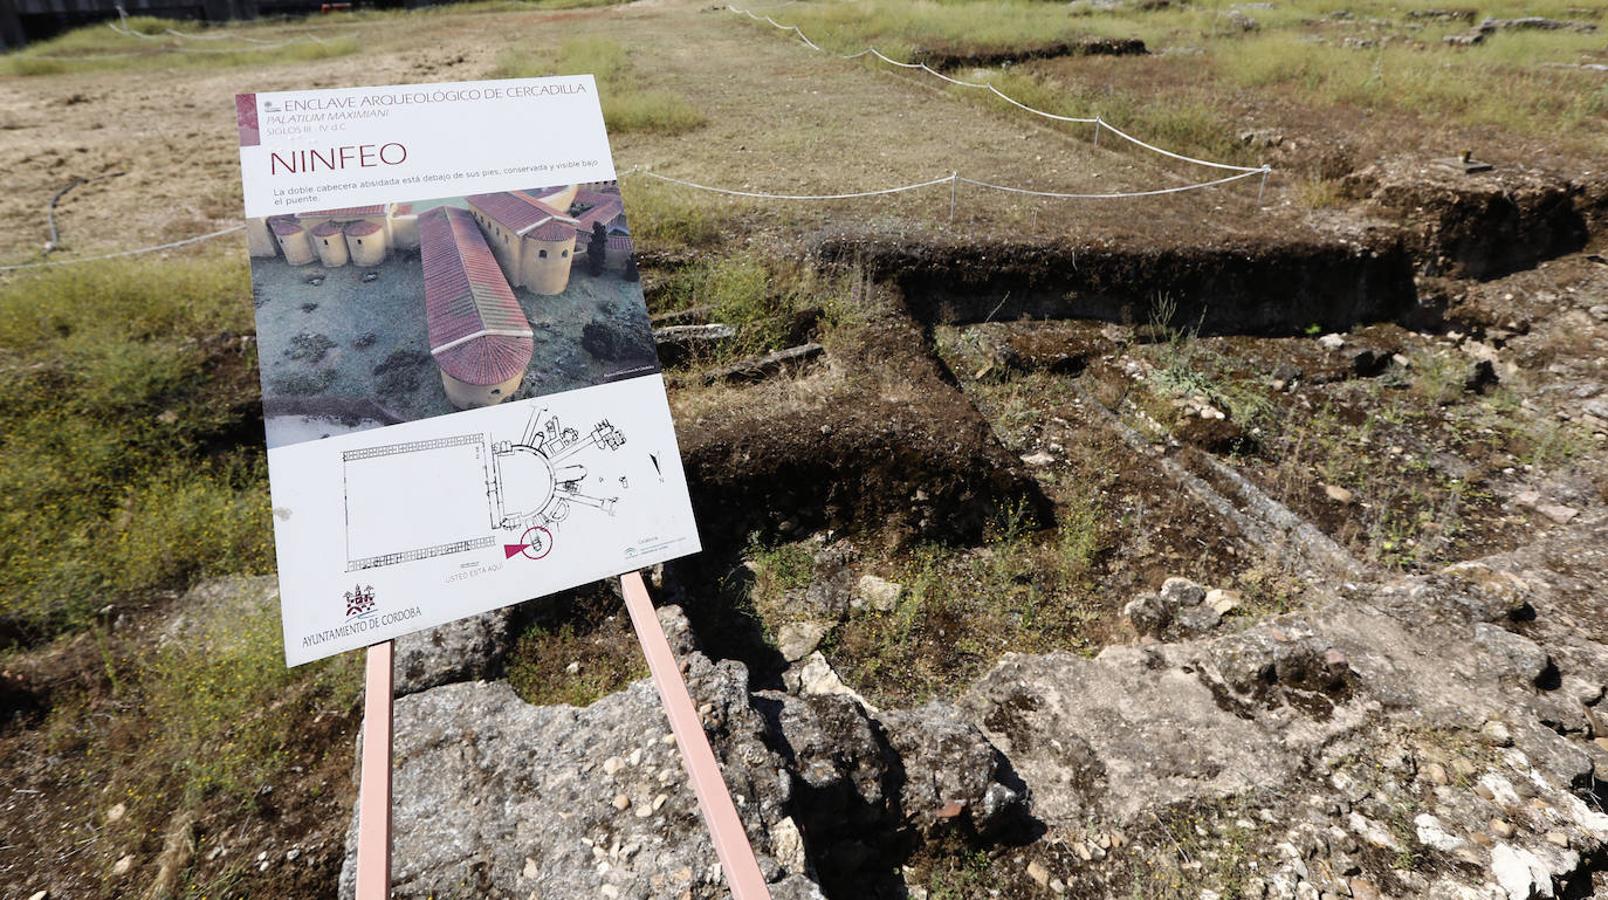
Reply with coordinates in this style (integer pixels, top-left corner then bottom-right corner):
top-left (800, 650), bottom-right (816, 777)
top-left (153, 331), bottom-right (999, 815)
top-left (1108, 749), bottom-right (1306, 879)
top-left (589, 222), bottom-right (608, 276)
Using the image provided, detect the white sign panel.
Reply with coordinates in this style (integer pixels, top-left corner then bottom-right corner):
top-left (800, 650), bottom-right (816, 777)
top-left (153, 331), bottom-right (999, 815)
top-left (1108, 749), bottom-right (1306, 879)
top-left (234, 78), bottom-right (700, 665)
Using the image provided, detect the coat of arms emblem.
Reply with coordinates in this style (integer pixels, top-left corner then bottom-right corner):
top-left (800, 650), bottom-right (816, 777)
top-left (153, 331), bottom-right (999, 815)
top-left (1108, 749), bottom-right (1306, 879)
top-left (344, 584), bottom-right (377, 618)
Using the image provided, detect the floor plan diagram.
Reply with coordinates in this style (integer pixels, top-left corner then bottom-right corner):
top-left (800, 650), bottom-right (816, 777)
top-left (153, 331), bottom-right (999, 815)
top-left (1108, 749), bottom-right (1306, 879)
top-left (342, 406), bottom-right (626, 571)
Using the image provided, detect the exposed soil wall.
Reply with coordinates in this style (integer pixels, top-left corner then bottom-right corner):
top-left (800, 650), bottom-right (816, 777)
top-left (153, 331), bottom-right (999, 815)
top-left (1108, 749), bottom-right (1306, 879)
top-left (912, 37), bottom-right (1147, 69)
top-left (813, 237), bottom-right (1418, 336)
top-left (679, 292), bottom-right (1050, 551)
top-left (1344, 163), bottom-right (1591, 279)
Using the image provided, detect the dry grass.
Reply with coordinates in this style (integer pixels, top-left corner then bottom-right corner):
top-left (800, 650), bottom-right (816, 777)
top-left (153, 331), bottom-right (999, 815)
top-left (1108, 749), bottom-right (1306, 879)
top-left (494, 36), bottom-right (706, 135)
top-left (0, 17), bottom-right (359, 75)
top-left (737, 0), bottom-right (1606, 153)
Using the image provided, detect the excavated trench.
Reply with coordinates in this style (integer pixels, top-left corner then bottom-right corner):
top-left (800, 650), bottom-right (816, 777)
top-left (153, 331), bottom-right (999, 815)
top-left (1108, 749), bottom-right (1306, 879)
top-left (814, 236), bottom-right (1420, 336)
top-left (910, 37), bottom-right (1148, 70)
top-left (662, 191), bottom-right (1605, 896)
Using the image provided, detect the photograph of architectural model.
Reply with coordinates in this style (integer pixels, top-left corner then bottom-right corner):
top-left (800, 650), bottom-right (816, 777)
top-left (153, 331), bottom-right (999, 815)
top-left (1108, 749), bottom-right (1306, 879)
top-left (245, 182), bottom-right (658, 448)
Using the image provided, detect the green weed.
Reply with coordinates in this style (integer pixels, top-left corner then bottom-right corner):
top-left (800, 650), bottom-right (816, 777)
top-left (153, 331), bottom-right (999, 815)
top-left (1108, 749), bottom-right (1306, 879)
top-left (0, 255), bottom-right (270, 644)
top-left (143, 594), bottom-right (359, 802)
top-left (652, 256), bottom-right (855, 362)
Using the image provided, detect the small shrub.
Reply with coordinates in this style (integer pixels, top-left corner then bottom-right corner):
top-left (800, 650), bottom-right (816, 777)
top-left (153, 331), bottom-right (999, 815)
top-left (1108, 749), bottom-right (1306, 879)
top-left (0, 254), bottom-right (267, 643)
top-left (620, 175), bottom-right (725, 249)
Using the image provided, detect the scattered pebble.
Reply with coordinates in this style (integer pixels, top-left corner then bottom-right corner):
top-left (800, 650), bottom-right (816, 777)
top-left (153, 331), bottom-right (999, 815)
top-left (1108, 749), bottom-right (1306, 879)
top-left (1026, 859), bottom-right (1051, 887)
top-left (1481, 720), bottom-right (1514, 747)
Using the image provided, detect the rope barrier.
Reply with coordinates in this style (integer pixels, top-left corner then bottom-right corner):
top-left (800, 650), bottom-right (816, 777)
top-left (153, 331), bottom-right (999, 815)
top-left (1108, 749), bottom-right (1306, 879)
top-left (103, 5), bottom-right (337, 53)
top-left (956, 168), bottom-right (1266, 199)
top-left (634, 170), bottom-right (958, 200)
top-left (0, 225), bottom-right (244, 273)
top-left (629, 168), bottom-right (1267, 203)
top-left (4, 161), bottom-right (1266, 275)
top-left (106, 20), bottom-right (330, 53)
top-left (726, 4), bottom-right (1262, 174)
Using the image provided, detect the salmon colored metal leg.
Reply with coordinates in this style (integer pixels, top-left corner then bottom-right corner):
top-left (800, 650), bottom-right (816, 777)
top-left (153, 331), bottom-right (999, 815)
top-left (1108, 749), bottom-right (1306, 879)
top-left (355, 640), bottom-right (394, 900)
top-left (620, 571), bottom-right (772, 900)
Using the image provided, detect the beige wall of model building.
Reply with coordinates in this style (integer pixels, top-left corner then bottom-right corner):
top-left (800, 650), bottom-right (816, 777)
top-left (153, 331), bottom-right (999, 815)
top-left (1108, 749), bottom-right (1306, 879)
top-left (246, 203), bottom-right (417, 266)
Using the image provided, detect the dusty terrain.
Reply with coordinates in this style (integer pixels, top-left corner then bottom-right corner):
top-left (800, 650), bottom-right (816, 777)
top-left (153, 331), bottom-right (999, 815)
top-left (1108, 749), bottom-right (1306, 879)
top-left (1, 0), bottom-right (1606, 898)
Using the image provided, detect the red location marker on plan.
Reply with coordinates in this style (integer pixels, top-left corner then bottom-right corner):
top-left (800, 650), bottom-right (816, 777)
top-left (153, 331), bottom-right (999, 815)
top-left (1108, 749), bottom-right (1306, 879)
top-left (505, 526), bottom-right (553, 561)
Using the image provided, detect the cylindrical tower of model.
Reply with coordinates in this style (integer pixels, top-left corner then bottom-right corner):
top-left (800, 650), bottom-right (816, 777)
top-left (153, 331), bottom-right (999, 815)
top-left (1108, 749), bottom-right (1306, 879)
top-left (271, 218), bottom-right (316, 266)
top-left (311, 221), bottom-right (349, 268)
top-left (520, 220), bottom-right (576, 296)
top-left (441, 365), bottom-right (526, 410)
top-left (345, 220), bottom-right (387, 266)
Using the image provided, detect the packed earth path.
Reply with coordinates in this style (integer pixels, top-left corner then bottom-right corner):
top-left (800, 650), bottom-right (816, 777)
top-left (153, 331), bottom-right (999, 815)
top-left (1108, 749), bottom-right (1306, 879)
top-left (0, 0), bottom-right (1301, 267)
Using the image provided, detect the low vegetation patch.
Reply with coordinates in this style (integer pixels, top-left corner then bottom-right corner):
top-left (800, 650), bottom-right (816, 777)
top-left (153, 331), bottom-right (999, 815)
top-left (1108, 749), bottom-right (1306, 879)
top-left (737, 0), bottom-right (1113, 60)
top-left (494, 37), bottom-right (706, 135)
top-left (508, 587), bottom-right (646, 706)
top-left (0, 254), bottom-right (270, 645)
top-left (0, 17), bottom-right (358, 76)
top-left (618, 174), bottom-right (728, 251)
top-left (823, 493), bottom-right (1107, 705)
top-left (650, 256), bottom-right (857, 363)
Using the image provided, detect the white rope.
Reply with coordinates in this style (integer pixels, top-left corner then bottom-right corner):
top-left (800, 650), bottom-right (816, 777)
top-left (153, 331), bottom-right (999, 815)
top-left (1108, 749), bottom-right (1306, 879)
top-left (106, 8), bottom-right (336, 53)
top-left (726, 4), bottom-right (1260, 173)
top-left (0, 225), bottom-right (244, 273)
top-left (634, 170), bottom-right (957, 200)
top-left (1093, 118), bottom-right (1255, 173)
top-left (631, 169), bottom-right (1264, 203)
top-left (957, 168), bottom-right (1266, 198)
top-left (105, 19), bottom-right (328, 53)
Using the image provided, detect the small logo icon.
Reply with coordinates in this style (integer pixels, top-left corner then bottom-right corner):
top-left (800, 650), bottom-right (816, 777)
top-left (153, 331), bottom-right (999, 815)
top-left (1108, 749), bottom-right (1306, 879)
top-left (344, 584), bottom-right (376, 618)
top-left (263, 100), bottom-right (281, 113)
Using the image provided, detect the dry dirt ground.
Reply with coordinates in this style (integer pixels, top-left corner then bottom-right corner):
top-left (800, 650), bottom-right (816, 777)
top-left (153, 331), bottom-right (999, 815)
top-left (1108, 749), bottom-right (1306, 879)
top-left (2, 0), bottom-right (1608, 898)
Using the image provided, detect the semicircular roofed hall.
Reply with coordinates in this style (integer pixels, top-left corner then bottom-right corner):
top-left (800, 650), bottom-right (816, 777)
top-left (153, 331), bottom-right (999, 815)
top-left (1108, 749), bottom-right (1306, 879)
top-left (419, 205), bottom-right (535, 410)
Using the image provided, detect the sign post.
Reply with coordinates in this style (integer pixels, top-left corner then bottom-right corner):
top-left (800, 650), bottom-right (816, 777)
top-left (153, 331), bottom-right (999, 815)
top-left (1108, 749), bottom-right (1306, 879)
top-left (354, 641), bottom-right (393, 900)
top-left (350, 576), bottom-right (771, 899)
top-left (234, 77), bottom-right (743, 898)
top-left (620, 571), bottom-right (771, 900)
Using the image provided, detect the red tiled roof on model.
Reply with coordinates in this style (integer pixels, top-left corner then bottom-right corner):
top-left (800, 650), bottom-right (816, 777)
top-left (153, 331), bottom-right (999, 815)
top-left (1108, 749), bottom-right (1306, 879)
top-left (528, 219), bottom-right (575, 242)
top-left (310, 221), bottom-right (344, 238)
top-left (419, 206), bottom-right (533, 387)
top-left (298, 205), bottom-right (386, 220)
top-left (345, 220), bottom-right (383, 237)
top-left (571, 188), bottom-right (624, 230)
top-left (467, 191), bottom-right (576, 235)
top-left (270, 218), bottom-right (304, 236)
